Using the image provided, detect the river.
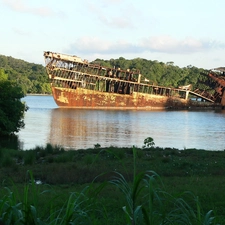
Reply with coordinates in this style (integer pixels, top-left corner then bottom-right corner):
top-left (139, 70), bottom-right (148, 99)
top-left (18, 95), bottom-right (225, 151)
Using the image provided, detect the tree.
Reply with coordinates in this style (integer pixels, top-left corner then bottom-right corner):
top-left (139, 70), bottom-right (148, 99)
top-left (143, 137), bottom-right (155, 148)
top-left (0, 69), bottom-right (28, 136)
top-left (0, 54), bottom-right (50, 95)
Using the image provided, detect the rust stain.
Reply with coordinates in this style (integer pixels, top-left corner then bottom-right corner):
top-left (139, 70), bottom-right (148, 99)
top-left (57, 91), bottom-right (69, 104)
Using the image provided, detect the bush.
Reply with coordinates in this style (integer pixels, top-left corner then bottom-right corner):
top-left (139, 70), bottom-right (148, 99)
top-left (143, 137), bottom-right (155, 148)
top-left (0, 72), bottom-right (27, 135)
top-left (24, 151), bottom-right (35, 165)
top-left (1, 154), bottom-right (14, 167)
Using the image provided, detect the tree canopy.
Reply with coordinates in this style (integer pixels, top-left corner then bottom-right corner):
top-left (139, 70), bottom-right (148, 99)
top-left (0, 54), bottom-right (51, 94)
top-left (93, 58), bottom-right (209, 91)
top-left (0, 69), bottom-right (28, 136)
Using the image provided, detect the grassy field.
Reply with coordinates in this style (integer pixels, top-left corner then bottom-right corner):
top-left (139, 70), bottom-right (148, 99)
top-left (0, 144), bottom-right (225, 224)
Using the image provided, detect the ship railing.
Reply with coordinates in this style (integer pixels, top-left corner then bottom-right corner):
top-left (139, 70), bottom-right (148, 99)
top-left (50, 70), bottom-right (191, 99)
top-left (45, 52), bottom-right (194, 98)
top-left (45, 52), bottom-right (142, 80)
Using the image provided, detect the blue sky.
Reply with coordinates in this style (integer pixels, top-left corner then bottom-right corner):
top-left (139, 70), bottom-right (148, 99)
top-left (0, 0), bottom-right (224, 69)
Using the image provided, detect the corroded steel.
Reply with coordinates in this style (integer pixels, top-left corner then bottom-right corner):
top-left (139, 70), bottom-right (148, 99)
top-left (208, 70), bottom-right (225, 106)
top-left (44, 51), bottom-right (224, 110)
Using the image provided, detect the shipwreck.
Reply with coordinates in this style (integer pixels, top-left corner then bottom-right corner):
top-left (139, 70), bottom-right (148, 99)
top-left (44, 51), bottom-right (225, 110)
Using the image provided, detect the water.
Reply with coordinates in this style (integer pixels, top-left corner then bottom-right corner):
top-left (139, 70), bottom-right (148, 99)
top-left (18, 95), bottom-right (225, 151)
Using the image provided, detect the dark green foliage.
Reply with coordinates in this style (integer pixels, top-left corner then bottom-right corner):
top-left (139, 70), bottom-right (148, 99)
top-left (24, 151), bottom-right (36, 165)
top-left (0, 135), bottom-right (20, 149)
top-left (0, 55), bottom-right (51, 94)
top-left (1, 153), bottom-right (15, 167)
top-left (45, 143), bottom-right (54, 154)
top-left (0, 72), bottom-right (28, 135)
top-left (143, 137), bottom-right (155, 148)
top-left (93, 58), bottom-right (208, 90)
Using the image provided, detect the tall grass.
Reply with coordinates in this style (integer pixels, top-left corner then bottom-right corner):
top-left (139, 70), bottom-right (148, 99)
top-left (110, 147), bottom-right (215, 225)
top-left (0, 146), bottom-right (219, 224)
top-left (0, 170), bottom-right (43, 224)
top-left (0, 171), bottom-right (108, 225)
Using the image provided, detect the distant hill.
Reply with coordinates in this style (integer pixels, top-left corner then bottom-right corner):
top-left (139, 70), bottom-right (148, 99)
top-left (0, 54), bottom-right (51, 94)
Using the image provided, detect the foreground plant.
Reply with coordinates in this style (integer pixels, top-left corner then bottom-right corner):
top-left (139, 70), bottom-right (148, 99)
top-left (0, 171), bottom-right (108, 225)
top-left (0, 147), bottom-right (219, 224)
top-left (0, 171), bottom-right (43, 224)
top-left (110, 147), bottom-right (216, 225)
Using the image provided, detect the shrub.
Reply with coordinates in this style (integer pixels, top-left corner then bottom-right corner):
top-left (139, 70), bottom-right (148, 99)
top-left (143, 137), bottom-right (155, 148)
top-left (24, 151), bottom-right (35, 165)
top-left (94, 143), bottom-right (101, 149)
top-left (84, 155), bottom-right (94, 165)
top-left (45, 143), bottom-right (54, 154)
top-left (1, 154), bottom-right (14, 167)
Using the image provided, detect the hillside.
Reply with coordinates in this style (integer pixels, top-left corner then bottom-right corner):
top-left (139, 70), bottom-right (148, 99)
top-left (0, 54), bottom-right (51, 94)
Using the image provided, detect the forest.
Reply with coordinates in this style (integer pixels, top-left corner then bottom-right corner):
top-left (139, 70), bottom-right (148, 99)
top-left (0, 54), bottom-right (50, 94)
top-left (0, 54), bottom-right (211, 95)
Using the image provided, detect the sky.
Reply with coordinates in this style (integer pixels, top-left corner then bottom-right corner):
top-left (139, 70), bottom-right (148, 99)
top-left (0, 0), bottom-right (225, 69)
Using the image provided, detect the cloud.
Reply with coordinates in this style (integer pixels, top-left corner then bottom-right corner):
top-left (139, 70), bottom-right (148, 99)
top-left (1, 0), bottom-right (64, 17)
top-left (98, 15), bottom-right (134, 28)
top-left (103, 0), bottom-right (123, 3)
top-left (65, 35), bottom-right (225, 57)
top-left (13, 27), bottom-right (30, 36)
top-left (65, 37), bottom-right (142, 55)
top-left (140, 36), bottom-right (223, 54)
top-left (86, 1), bottom-right (135, 29)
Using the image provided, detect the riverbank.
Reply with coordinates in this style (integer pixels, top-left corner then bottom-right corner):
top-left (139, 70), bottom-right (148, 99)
top-left (25, 93), bottom-right (52, 96)
top-left (1, 145), bottom-right (225, 183)
top-left (0, 145), bottom-right (225, 224)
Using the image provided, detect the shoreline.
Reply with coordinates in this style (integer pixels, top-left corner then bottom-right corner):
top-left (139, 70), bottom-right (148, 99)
top-left (25, 93), bottom-right (52, 96)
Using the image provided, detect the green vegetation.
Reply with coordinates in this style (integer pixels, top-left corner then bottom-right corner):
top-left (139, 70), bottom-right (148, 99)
top-left (0, 55), bottom-right (50, 94)
top-left (0, 54), bottom-right (210, 96)
top-left (0, 143), bottom-right (225, 224)
top-left (0, 70), bottom-right (27, 136)
top-left (93, 57), bottom-right (209, 91)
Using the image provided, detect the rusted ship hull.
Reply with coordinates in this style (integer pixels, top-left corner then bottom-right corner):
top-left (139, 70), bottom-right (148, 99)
top-left (44, 51), bottom-right (224, 110)
top-left (51, 86), bottom-right (218, 110)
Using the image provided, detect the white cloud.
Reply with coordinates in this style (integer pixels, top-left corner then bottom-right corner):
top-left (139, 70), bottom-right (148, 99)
top-left (86, 0), bottom-right (136, 29)
top-left (65, 35), bottom-right (225, 56)
top-left (1, 0), bottom-right (64, 17)
top-left (13, 27), bottom-right (30, 36)
top-left (99, 15), bottom-right (134, 28)
top-left (65, 36), bottom-right (141, 55)
top-left (140, 36), bottom-right (206, 53)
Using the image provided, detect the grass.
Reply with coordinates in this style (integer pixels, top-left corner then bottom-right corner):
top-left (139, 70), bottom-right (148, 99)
top-left (0, 144), bottom-right (225, 224)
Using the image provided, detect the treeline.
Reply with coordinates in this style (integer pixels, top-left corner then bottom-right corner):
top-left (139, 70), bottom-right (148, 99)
top-left (0, 54), bottom-right (51, 94)
top-left (0, 54), bottom-right (210, 95)
top-left (93, 57), bottom-right (209, 91)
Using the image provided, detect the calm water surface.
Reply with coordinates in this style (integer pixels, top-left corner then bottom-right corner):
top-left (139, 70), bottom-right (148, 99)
top-left (18, 95), bottom-right (225, 150)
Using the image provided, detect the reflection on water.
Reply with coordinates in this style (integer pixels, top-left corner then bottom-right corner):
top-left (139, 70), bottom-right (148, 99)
top-left (18, 96), bottom-right (225, 150)
top-left (49, 109), bottom-right (139, 149)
